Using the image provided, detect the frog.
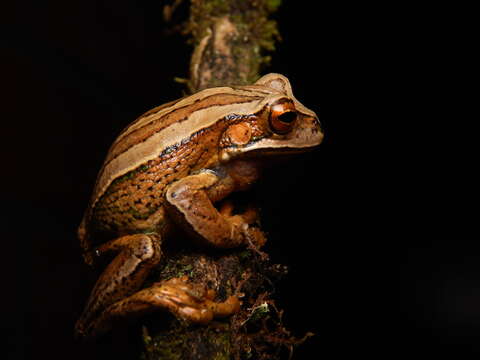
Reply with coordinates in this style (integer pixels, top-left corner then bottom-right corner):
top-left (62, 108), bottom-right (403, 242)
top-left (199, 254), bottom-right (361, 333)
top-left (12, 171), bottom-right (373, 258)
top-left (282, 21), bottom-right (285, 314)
top-left (75, 73), bottom-right (323, 339)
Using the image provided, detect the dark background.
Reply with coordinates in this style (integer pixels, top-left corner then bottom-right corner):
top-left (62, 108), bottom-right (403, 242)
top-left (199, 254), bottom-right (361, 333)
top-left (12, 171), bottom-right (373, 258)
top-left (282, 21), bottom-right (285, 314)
top-left (3, 1), bottom-right (478, 359)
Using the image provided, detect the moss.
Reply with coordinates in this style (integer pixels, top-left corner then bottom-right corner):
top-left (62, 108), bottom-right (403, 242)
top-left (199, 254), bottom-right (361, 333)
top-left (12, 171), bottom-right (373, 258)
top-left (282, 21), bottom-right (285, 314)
top-left (266, 0), bottom-right (282, 12)
top-left (160, 259), bottom-right (194, 280)
top-left (257, 19), bottom-right (280, 52)
top-left (187, 0), bottom-right (282, 90)
top-left (238, 250), bottom-right (252, 261)
top-left (210, 329), bottom-right (232, 360)
top-left (143, 328), bottom-right (184, 360)
top-left (228, 1), bottom-right (281, 73)
top-left (202, 0), bottom-right (231, 15)
top-left (143, 325), bottom-right (232, 360)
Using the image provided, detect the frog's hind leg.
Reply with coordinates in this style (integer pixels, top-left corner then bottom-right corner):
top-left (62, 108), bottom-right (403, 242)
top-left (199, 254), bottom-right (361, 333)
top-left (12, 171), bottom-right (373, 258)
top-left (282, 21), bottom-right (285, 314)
top-left (84, 276), bottom-right (241, 338)
top-left (75, 233), bottom-right (162, 339)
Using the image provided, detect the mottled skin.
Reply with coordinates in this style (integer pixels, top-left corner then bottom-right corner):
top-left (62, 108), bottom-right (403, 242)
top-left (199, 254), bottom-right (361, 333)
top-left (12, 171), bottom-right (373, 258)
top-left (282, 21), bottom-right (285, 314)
top-left (75, 74), bottom-right (323, 339)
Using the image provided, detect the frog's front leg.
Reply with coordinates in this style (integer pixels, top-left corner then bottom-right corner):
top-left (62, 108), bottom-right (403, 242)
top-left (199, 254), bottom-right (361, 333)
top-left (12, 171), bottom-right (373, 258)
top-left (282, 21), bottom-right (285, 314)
top-left (165, 170), bottom-right (266, 249)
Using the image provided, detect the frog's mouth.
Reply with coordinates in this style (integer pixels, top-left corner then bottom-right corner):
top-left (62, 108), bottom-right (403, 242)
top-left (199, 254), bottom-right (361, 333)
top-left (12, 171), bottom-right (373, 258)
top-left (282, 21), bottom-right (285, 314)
top-left (247, 143), bottom-right (320, 156)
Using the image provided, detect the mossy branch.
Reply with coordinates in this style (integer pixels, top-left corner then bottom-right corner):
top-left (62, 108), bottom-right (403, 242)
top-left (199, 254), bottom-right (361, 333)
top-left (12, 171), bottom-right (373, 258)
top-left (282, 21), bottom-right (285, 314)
top-left (140, 1), bottom-right (311, 359)
top-left (186, 0), bottom-right (281, 92)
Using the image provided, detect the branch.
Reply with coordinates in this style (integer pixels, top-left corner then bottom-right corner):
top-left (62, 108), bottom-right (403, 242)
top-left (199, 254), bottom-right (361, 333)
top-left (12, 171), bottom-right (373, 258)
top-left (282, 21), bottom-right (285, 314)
top-left (187, 0), bottom-right (280, 91)
top-left (140, 1), bottom-right (311, 359)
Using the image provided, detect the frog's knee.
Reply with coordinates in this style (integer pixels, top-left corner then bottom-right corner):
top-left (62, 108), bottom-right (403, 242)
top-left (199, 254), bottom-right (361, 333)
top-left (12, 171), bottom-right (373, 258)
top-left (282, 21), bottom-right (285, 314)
top-left (131, 234), bottom-right (161, 263)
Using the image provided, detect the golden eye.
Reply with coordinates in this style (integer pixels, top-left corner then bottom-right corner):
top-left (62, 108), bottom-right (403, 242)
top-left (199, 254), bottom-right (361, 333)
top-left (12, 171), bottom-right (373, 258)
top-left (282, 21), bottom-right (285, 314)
top-left (269, 102), bottom-right (297, 134)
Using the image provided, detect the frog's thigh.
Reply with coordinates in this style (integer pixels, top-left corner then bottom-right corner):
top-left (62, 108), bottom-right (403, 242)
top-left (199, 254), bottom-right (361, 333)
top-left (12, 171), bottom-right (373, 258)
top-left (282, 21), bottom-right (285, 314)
top-left (87, 277), bottom-right (240, 338)
top-left (75, 233), bottom-right (161, 338)
top-left (165, 172), bottom-right (245, 248)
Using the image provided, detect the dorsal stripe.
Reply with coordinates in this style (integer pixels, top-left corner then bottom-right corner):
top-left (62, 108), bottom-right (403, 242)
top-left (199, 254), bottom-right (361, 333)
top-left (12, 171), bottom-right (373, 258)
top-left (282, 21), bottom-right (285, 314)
top-left (91, 92), bottom-right (273, 208)
top-left (104, 93), bottom-right (262, 167)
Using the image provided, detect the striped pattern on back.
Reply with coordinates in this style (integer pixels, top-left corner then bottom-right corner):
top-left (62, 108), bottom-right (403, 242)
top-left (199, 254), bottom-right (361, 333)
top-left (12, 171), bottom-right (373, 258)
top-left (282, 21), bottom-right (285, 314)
top-left (90, 86), bottom-right (277, 209)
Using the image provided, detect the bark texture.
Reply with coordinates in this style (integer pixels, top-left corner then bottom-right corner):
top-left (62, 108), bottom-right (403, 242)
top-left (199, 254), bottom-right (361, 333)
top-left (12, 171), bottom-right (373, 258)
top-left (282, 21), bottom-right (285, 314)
top-left (140, 1), bottom-right (311, 359)
top-left (186, 0), bottom-right (280, 92)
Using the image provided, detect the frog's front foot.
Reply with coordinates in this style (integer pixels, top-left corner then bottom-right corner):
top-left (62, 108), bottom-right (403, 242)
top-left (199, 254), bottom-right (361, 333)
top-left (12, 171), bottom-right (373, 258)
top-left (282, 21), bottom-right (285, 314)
top-left (219, 201), bottom-right (267, 249)
top-left (79, 276), bottom-right (240, 339)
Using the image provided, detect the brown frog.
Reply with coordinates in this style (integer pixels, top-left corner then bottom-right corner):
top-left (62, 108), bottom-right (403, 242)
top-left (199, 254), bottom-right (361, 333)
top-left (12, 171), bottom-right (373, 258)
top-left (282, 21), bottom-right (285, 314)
top-left (75, 73), bottom-right (323, 339)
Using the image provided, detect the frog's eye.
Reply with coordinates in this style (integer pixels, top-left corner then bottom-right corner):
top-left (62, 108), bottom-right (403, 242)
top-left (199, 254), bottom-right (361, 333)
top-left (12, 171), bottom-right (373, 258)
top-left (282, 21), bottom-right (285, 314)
top-left (269, 102), bottom-right (297, 135)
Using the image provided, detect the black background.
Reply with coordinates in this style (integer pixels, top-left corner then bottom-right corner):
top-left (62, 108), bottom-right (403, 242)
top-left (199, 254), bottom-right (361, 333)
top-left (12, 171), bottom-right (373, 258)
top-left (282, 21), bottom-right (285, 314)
top-left (3, 1), bottom-right (478, 359)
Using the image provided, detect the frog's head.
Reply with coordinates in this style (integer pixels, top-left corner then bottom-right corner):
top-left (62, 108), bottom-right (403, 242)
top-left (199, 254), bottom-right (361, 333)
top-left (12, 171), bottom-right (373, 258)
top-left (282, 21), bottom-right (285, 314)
top-left (219, 73), bottom-right (323, 161)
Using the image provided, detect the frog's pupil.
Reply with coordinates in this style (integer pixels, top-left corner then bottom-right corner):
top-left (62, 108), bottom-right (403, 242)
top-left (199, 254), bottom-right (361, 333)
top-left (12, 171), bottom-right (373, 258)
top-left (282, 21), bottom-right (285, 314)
top-left (278, 111), bottom-right (296, 124)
